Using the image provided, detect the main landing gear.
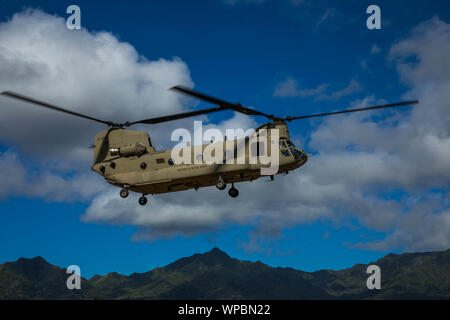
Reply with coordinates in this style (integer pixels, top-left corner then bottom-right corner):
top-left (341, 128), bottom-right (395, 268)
top-left (138, 195), bottom-right (148, 206)
top-left (120, 188), bottom-right (148, 206)
top-left (216, 177), bottom-right (227, 190)
top-left (120, 188), bottom-right (129, 198)
top-left (216, 177), bottom-right (239, 198)
top-left (228, 184), bottom-right (239, 198)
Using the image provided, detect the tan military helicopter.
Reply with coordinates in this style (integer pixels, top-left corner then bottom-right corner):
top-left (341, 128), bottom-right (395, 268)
top-left (1, 87), bottom-right (418, 205)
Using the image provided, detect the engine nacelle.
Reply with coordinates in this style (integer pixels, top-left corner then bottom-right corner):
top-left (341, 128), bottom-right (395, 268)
top-left (109, 143), bottom-right (147, 157)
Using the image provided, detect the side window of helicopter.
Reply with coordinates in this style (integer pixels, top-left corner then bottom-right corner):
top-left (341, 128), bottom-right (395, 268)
top-left (279, 140), bottom-right (287, 149)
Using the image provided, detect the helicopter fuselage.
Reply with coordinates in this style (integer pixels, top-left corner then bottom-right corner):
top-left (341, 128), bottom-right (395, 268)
top-left (91, 122), bottom-right (307, 196)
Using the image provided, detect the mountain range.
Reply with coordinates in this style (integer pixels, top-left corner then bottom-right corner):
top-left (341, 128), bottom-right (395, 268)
top-left (0, 247), bottom-right (449, 299)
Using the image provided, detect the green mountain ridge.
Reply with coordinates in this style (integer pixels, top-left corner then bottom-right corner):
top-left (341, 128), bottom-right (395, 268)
top-left (0, 247), bottom-right (449, 299)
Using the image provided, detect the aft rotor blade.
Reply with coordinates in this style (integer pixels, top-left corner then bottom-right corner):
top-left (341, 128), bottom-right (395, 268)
top-left (283, 100), bottom-right (419, 121)
top-left (128, 105), bottom-right (231, 125)
top-left (1, 91), bottom-right (114, 126)
top-left (171, 86), bottom-right (278, 120)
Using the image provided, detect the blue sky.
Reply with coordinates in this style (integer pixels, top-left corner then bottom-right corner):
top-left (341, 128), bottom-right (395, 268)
top-left (0, 0), bottom-right (449, 278)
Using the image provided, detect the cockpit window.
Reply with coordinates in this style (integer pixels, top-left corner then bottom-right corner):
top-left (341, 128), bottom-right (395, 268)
top-left (286, 140), bottom-right (295, 148)
top-left (281, 150), bottom-right (291, 157)
top-left (279, 140), bottom-right (287, 149)
top-left (290, 148), bottom-right (305, 161)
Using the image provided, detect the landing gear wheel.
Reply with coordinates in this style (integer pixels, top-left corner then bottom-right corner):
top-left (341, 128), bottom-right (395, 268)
top-left (120, 188), bottom-right (129, 198)
top-left (138, 196), bottom-right (148, 206)
top-left (216, 178), bottom-right (227, 190)
top-left (228, 187), bottom-right (239, 198)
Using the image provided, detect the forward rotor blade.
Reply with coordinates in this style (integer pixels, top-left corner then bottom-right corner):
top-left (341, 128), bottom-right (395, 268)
top-left (1, 91), bottom-right (114, 126)
top-left (128, 105), bottom-right (231, 125)
top-left (171, 86), bottom-right (278, 120)
top-left (283, 100), bottom-right (419, 121)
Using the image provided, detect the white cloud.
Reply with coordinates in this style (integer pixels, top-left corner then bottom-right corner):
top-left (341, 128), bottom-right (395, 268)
top-left (0, 149), bottom-right (104, 201)
top-left (352, 196), bottom-right (450, 252)
top-left (389, 17), bottom-right (450, 85)
top-left (0, 9), bottom-right (193, 167)
top-left (305, 17), bottom-right (450, 251)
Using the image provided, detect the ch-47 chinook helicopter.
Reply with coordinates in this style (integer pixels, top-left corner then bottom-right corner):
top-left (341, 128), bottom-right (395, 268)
top-left (1, 87), bottom-right (418, 205)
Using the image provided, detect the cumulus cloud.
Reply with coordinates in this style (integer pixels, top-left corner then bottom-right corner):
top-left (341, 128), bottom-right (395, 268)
top-left (0, 149), bottom-right (104, 201)
top-left (389, 17), bottom-right (450, 85)
top-left (1, 10), bottom-right (449, 253)
top-left (0, 9), bottom-right (193, 167)
top-left (305, 17), bottom-right (450, 251)
top-left (355, 202), bottom-right (450, 252)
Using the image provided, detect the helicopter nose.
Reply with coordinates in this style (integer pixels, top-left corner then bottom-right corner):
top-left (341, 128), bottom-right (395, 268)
top-left (293, 148), bottom-right (307, 163)
top-left (301, 151), bottom-right (308, 163)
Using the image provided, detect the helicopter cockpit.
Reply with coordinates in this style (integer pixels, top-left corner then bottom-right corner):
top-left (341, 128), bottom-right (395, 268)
top-left (279, 138), bottom-right (305, 162)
